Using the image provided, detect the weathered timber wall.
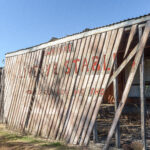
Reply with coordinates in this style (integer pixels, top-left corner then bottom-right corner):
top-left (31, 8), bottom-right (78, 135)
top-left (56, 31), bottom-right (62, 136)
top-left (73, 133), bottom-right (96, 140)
top-left (0, 68), bottom-right (4, 123)
top-left (4, 20), bottom-right (150, 146)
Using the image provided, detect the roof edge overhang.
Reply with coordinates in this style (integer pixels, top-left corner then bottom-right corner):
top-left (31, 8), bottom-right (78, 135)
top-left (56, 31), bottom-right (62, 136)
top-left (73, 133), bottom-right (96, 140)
top-left (6, 14), bottom-right (150, 58)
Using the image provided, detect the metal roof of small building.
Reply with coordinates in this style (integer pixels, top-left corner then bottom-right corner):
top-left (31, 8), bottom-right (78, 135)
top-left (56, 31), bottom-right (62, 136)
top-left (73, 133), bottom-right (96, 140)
top-left (6, 13), bottom-right (150, 57)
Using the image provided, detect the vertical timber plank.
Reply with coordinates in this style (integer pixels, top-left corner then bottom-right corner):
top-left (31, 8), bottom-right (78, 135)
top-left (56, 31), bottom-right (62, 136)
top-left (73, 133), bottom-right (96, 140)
top-left (17, 52), bottom-right (34, 130)
top-left (11, 53), bottom-right (28, 130)
top-left (35, 46), bottom-right (55, 135)
top-left (68, 31), bottom-right (110, 144)
top-left (48, 42), bottom-right (75, 139)
top-left (24, 50), bottom-right (44, 132)
top-left (46, 43), bottom-right (71, 138)
top-left (52, 38), bottom-right (85, 139)
top-left (113, 57), bottom-right (120, 148)
top-left (83, 28), bottom-right (124, 146)
top-left (31, 47), bottom-right (52, 135)
top-left (50, 40), bottom-right (78, 139)
top-left (4, 57), bottom-right (16, 124)
top-left (3, 57), bottom-right (11, 122)
top-left (62, 33), bottom-right (105, 140)
top-left (67, 34), bottom-right (100, 143)
top-left (59, 35), bottom-right (94, 141)
top-left (38, 46), bottom-right (58, 137)
top-left (139, 26), bottom-right (146, 150)
top-left (7, 55), bottom-right (23, 128)
top-left (42, 44), bottom-right (67, 138)
top-left (124, 24), bottom-right (137, 58)
top-left (18, 51), bottom-right (37, 130)
top-left (21, 50), bottom-right (42, 131)
top-left (79, 29), bottom-right (118, 145)
top-left (29, 47), bottom-right (58, 135)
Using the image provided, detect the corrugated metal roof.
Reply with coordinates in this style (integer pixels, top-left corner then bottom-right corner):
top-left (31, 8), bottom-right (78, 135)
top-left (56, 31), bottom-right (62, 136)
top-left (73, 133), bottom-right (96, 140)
top-left (6, 13), bottom-right (150, 56)
top-left (66, 13), bottom-right (150, 36)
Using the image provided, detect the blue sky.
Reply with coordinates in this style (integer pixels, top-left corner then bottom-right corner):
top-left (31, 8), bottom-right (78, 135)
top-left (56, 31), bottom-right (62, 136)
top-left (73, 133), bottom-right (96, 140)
top-left (0, 0), bottom-right (150, 67)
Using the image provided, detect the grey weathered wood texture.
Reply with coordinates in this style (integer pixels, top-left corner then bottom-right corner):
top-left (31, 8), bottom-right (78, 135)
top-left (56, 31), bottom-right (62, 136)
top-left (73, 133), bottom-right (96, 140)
top-left (113, 58), bottom-right (120, 148)
top-left (3, 16), bottom-right (150, 150)
top-left (0, 68), bottom-right (4, 123)
top-left (103, 21), bottom-right (150, 150)
top-left (139, 26), bottom-right (147, 150)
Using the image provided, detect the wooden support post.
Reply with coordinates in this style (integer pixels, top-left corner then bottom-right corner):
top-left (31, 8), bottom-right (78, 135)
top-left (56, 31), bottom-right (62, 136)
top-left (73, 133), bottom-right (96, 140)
top-left (113, 58), bottom-right (120, 148)
top-left (139, 26), bottom-right (146, 150)
top-left (93, 121), bottom-right (98, 143)
top-left (124, 24), bottom-right (137, 58)
top-left (103, 21), bottom-right (150, 150)
top-left (107, 44), bottom-right (138, 88)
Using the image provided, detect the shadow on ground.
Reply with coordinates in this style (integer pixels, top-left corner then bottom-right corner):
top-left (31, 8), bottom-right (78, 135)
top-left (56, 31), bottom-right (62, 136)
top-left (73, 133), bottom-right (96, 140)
top-left (0, 124), bottom-right (85, 150)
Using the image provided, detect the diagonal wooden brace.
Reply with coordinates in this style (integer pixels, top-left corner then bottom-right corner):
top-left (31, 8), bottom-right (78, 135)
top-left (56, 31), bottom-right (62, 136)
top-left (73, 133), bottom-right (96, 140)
top-left (103, 21), bottom-right (150, 150)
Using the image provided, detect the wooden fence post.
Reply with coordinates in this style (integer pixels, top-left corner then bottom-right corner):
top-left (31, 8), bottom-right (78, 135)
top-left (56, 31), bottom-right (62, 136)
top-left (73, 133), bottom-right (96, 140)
top-left (113, 58), bottom-right (120, 148)
top-left (139, 26), bottom-right (146, 150)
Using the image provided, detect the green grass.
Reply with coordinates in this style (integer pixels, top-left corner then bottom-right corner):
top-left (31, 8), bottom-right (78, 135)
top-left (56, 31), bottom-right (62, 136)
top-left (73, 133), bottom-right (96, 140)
top-left (42, 142), bottom-right (62, 147)
top-left (0, 124), bottom-right (82, 150)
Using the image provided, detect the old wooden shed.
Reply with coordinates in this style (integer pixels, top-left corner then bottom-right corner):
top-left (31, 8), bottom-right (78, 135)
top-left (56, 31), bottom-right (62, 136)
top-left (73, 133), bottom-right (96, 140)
top-left (4, 14), bottom-right (150, 149)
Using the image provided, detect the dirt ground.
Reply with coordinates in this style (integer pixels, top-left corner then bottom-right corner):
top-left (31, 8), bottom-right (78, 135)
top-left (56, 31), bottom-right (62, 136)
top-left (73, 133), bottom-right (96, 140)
top-left (0, 124), bottom-right (85, 150)
top-left (94, 104), bottom-right (150, 150)
top-left (0, 104), bottom-right (150, 150)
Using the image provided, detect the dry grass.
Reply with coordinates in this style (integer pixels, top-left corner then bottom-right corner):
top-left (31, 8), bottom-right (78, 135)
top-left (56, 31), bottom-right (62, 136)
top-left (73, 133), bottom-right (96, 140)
top-left (0, 124), bottom-right (84, 150)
